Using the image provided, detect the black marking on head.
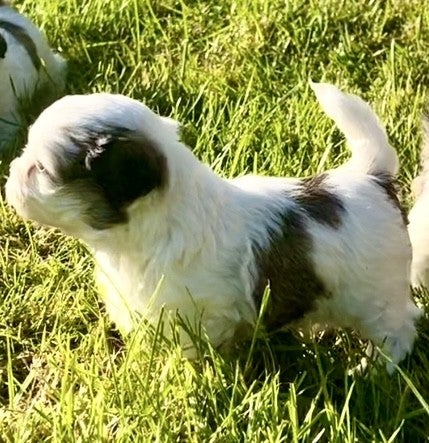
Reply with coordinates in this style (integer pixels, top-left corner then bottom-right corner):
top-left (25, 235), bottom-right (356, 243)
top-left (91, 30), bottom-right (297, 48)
top-left (0, 20), bottom-right (41, 70)
top-left (61, 127), bottom-right (167, 230)
top-left (0, 33), bottom-right (6, 58)
top-left (253, 207), bottom-right (329, 330)
top-left (372, 173), bottom-right (408, 225)
top-left (294, 174), bottom-right (345, 228)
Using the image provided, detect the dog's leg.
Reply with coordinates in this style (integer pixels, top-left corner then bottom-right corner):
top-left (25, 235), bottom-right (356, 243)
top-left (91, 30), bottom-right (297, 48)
top-left (357, 299), bottom-right (421, 373)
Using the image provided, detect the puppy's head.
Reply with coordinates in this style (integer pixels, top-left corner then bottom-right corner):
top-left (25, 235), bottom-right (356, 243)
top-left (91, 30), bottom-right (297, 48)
top-left (5, 93), bottom-right (176, 237)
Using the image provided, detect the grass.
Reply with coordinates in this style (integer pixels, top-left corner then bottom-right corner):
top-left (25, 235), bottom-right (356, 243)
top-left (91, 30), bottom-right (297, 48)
top-left (1, 0), bottom-right (429, 440)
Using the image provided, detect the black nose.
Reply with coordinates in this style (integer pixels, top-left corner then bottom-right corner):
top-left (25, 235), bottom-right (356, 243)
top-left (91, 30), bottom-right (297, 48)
top-left (0, 34), bottom-right (7, 58)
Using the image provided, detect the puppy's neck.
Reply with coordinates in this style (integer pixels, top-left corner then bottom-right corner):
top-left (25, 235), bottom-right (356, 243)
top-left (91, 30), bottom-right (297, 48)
top-left (88, 163), bottom-right (232, 268)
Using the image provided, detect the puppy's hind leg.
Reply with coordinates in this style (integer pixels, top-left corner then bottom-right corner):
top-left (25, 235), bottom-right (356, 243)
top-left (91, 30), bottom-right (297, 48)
top-left (358, 298), bottom-right (421, 374)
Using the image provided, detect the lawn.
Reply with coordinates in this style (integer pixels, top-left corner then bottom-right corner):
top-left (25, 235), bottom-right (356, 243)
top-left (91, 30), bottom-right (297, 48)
top-left (1, 0), bottom-right (429, 441)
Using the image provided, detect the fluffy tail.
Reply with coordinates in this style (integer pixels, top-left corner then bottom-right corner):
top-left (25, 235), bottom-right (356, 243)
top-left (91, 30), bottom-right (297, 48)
top-left (310, 81), bottom-right (398, 175)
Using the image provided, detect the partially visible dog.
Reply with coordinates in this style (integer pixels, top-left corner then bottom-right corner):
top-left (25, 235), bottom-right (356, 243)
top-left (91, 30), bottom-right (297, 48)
top-left (408, 117), bottom-right (429, 287)
top-left (5, 82), bottom-right (421, 372)
top-left (0, 1), bottom-right (66, 154)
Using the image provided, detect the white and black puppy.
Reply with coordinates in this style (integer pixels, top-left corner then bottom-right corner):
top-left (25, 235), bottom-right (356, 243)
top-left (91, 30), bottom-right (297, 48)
top-left (5, 83), bottom-right (421, 372)
top-left (408, 117), bottom-right (429, 288)
top-left (0, 1), bottom-right (66, 153)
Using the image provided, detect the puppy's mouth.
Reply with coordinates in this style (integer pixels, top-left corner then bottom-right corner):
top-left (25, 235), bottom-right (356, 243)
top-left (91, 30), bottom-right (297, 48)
top-left (6, 158), bottom-right (45, 216)
top-left (26, 160), bottom-right (55, 183)
top-left (27, 164), bottom-right (36, 178)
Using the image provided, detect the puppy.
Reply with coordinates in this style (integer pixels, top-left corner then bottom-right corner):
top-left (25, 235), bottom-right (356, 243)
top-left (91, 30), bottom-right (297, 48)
top-left (0, 1), bottom-right (66, 153)
top-left (5, 83), bottom-right (421, 372)
top-left (408, 117), bottom-right (429, 287)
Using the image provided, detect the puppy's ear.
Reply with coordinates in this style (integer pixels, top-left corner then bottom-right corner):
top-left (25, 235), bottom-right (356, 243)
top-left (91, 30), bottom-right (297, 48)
top-left (84, 132), bottom-right (167, 209)
top-left (0, 34), bottom-right (7, 58)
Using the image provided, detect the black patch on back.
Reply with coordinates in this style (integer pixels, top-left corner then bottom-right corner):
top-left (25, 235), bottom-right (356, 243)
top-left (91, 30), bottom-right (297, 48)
top-left (294, 174), bottom-right (345, 228)
top-left (59, 127), bottom-right (167, 230)
top-left (253, 207), bottom-right (329, 330)
top-left (0, 20), bottom-right (41, 70)
top-left (0, 33), bottom-right (6, 58)
top-left (372, 173), bottom-right (408, 225)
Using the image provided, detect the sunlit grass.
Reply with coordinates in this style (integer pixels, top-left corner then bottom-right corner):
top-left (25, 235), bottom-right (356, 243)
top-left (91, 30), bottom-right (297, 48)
top-left (1, 0), bottom-right (429, 440)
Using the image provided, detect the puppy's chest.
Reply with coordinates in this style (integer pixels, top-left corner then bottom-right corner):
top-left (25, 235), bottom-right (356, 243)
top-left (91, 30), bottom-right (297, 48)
top-left (94, 249), bottom-right (251, 317)
top-left (95, 253), bottom-right (159, 297)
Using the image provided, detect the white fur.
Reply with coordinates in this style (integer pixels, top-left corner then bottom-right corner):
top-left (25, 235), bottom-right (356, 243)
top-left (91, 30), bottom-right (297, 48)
top-left (5, 83), bottom-right (420, 371)
top-left (310, 82), bottom-right (399, 175)
top-left (0, 4), bottom-right (66, 151)
top-left (409, 117), bottom-right (429, 287)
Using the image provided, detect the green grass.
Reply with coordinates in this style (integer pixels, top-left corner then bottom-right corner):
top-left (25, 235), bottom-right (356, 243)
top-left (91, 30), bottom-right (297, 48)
top-left (1, 0), bottom-right (429, 440)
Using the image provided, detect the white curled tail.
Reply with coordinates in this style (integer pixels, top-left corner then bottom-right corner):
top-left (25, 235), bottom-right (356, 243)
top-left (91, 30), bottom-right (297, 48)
top-left (310, 81), bottom-right (398, 176)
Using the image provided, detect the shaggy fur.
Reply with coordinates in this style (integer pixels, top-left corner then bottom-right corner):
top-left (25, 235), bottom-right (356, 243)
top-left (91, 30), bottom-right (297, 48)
top-left (0, 3), bottom-right (66, 154)
top-left (408, 116), bottom-right (429, 287)
top-left (5, 82), bottom-right (421, 372)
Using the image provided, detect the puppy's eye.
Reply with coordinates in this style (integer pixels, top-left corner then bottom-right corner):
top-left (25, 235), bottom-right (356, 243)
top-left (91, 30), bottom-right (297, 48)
top-left (36, 161), bottom-right (46, 172)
